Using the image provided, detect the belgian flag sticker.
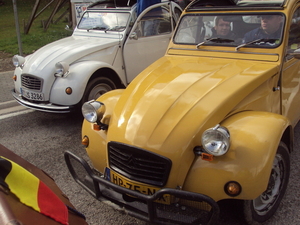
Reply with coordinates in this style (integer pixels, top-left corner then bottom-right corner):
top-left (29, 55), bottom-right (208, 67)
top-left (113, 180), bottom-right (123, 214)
top-left (0, 156), bottom-right (68, 225)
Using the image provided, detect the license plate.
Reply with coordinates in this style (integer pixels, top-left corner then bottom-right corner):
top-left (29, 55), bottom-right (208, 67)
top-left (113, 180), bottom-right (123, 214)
top-left (105, 168), bottom-right (170, 204)
top-left (21, 88), bottom-right (44, 101)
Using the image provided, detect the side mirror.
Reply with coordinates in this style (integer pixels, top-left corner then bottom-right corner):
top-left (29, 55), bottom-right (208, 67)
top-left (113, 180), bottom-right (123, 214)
top-left (129, 32), bottom-right (138, 40)
top-left (65, 25), bottom-right (72, 31)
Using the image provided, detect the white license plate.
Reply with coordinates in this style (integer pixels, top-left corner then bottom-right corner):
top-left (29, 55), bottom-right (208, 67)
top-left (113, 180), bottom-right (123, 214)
top-left (21, 88), bottom-right (44, 101)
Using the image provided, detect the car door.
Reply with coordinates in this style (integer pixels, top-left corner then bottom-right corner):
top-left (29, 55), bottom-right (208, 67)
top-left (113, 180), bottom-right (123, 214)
top-left (282, 6), bottom-right (300, 126)
top-left (123, 3), bottom-right (181, 83)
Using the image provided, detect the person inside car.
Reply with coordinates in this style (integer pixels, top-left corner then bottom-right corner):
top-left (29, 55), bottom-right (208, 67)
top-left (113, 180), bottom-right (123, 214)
top-left (243, 15), bottom-right (283, 43)
top-left (211, 16), bottom-right (235, 39)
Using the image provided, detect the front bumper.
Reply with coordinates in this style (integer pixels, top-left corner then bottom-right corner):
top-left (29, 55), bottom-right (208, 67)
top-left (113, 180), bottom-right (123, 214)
top-left (64, 151), bottom-right (220, 225)
top-left (12, 89), bottom-right (74, 113)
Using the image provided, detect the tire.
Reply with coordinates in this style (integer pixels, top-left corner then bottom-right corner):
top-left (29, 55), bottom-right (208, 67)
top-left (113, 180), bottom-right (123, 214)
top-left (82, 77), bottom-right (116, 103)
top-left (243, 142), bottom-right (290, 225)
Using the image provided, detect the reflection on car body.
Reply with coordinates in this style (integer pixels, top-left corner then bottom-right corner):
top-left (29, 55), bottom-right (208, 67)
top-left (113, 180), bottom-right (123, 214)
top-left (0, 144), bottom-right (87, 225)
top-left (66, 0), bottom-right (300, 224)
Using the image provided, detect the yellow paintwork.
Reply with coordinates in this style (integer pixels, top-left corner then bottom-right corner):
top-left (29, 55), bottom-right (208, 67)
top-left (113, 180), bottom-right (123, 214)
top-left (82, 0), bottom-right (300, 203)
top-left (184, 111), bottom-right (290, 201)
top-left (82, 89), bottom-right (124, 172)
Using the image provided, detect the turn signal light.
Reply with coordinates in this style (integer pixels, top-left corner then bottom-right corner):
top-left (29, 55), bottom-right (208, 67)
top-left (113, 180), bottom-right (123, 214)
top-left (82, 136), bottom-right (89, 147)
top-left (93, 124), bottom-right (101, 131)
top-left (224, 181), bottom-right (242, 197)
top-left (65, 87), bottom-right (72, 95)
top-left (201, 153), bottom-right (214, 161)
top-left (12, 75), bottom-right (17, 81)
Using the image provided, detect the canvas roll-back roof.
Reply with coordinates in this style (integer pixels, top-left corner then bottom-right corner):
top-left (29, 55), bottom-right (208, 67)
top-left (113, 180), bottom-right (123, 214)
top-left (88, 0), bottom-right (137, 9)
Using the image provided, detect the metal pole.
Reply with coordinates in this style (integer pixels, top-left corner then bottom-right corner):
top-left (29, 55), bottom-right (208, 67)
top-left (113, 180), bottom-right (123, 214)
top-left (12, 0), bottom-right (23, 56)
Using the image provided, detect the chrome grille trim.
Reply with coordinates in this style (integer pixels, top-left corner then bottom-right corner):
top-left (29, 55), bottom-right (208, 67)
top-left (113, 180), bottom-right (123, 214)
top-left (21, 74), bottom-right (42, 91)
top-left (108, 142), bottom-right (172, 187)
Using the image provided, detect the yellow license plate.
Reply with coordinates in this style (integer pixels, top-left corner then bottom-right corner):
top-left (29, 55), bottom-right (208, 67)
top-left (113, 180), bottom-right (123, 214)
top-left (108, 168), bottom-right (170, 205)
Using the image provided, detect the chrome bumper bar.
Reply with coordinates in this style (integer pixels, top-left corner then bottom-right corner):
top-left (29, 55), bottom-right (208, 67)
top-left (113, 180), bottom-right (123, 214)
top-left (12, 89), bottom-right (74, 113)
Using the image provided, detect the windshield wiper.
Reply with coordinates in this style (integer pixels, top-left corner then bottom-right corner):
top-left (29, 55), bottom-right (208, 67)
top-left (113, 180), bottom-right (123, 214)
top-left (236, 38), bottom-right (279, 51)
top-left (106, 26), bottom-right (126, 31)
top-left (196, 38), bottom-right (234, 49)
top-left (87, 26), bottom-right (109, 32)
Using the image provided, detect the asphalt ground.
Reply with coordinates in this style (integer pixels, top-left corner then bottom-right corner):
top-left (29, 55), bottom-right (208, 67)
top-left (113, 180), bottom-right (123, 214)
top-left (0, 70), bottom-right (14, 102)
top-left (0, 70), bottom-right (28, 116)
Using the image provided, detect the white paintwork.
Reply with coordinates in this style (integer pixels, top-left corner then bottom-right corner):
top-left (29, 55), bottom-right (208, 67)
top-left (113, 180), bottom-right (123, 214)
top-left (12, 1), bottom-right (182, 113)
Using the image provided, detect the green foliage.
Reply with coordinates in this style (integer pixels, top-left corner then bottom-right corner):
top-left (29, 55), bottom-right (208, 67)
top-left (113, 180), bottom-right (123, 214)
top-left (0, 0), bottom-right (72, 55)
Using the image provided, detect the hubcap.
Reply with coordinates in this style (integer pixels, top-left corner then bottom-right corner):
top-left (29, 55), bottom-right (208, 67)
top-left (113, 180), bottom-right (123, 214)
top-left (88, 83), bottom-right (112, 101)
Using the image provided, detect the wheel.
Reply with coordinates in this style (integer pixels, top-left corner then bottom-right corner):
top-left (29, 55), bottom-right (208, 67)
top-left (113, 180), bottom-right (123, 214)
top-left (82, 77), bottom-right (116, 103)
top-left (243, 142), bottom-right (290, 224)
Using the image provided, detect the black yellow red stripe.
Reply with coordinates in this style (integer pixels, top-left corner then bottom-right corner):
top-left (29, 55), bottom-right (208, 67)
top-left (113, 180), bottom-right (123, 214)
top-left (0, 156), bottom-right (68, 225)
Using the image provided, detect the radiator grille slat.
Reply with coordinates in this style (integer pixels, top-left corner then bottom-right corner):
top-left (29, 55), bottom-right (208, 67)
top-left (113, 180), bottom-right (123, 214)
top-left (108, 142), bottom-right (172, 187)
top-left (21, 74), bottom-right (42, 91)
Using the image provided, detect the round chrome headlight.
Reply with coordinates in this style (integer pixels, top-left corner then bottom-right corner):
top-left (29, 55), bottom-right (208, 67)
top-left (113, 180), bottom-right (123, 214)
top-left (12, 55), bottom-right (25, 67)
top-left (201, 124), bottom-right (230, 156)
top-left (82, 100), bottom-right (105, 123)
top-left (54, 61), bottom-right (69, 77)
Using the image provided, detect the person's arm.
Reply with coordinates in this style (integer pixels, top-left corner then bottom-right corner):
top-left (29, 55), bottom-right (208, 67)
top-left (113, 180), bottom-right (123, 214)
top-left (243, 28), bottom-right (259, 43)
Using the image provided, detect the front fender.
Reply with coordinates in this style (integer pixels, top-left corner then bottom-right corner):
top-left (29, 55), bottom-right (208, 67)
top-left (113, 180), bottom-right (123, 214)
top-left (12, 67), bottom-right (23, 95)
top-left (82, 89), bottom-right (125, 173)
top-left (183, 111), bottom-right (290, 202)
top-left (49, 61), bottom-right (119, 105)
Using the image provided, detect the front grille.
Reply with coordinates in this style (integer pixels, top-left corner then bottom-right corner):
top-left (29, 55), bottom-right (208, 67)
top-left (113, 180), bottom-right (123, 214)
top-left (21, 74), bottom-right (42, 91)
top-left (108, 142), bottom-right (172, 187)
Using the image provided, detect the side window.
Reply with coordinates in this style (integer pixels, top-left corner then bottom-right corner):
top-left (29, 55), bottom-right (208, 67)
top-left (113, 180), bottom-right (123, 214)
top-left (288, 8), bottom-right (300, 53)
top-left (135, 6), bottom-right (171, 37)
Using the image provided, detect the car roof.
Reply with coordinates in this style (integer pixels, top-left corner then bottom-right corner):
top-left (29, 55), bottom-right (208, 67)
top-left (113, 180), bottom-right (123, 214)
top-left (88, 0), bottom-right (137, 9)
top-left (186, 0), bottom-right (287, 11)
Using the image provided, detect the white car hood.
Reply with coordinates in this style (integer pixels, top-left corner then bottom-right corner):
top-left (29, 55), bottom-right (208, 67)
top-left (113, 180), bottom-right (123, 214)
top-left (23, 35), bottom-right (120, 74)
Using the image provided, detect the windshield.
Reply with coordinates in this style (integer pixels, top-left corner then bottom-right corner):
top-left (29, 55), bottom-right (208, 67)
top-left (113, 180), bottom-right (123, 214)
top-left (174, 13), bottom-right (285, 48)
top-left (78, 11), bottom-right (130, 32)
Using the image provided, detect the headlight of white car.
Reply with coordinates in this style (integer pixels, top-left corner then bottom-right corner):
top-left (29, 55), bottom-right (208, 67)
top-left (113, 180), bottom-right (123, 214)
top-left (12, 55), bottom-right (25, 68)
top-left (82, 100), bottom-right (106, 123)
top-left (201, 124), bottom-right (230, 156)
top-left (54, 61), bottom-right (69, 77)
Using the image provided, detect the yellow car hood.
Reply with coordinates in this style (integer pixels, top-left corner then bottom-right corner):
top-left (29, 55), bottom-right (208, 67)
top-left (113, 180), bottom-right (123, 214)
top-left (105, 55), bottom-right (279, 185)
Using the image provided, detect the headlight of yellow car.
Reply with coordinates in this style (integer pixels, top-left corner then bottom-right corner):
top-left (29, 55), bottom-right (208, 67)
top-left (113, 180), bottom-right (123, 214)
top-left (82, 100), bottom-right (106, 123)
top-left (201, 124), bottom-right (230, 156)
